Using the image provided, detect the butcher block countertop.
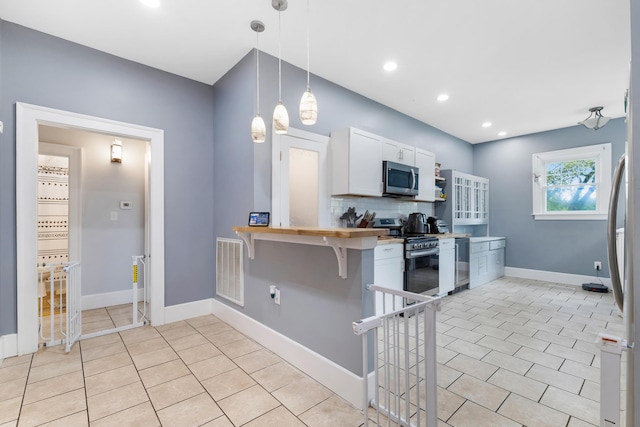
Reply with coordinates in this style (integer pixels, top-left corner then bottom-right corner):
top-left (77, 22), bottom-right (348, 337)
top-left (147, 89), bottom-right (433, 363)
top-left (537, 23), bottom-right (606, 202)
top-left (233, 226), bottom-right (388, 279)
top-left (429, 233), bottom-right (471, 239)
top-left (232, 226), bottom-right (389, 238)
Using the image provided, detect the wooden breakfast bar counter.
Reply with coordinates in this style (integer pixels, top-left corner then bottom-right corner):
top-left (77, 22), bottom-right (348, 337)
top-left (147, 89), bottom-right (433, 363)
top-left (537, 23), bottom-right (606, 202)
top-left (233, 226), bottom-right (389, 279)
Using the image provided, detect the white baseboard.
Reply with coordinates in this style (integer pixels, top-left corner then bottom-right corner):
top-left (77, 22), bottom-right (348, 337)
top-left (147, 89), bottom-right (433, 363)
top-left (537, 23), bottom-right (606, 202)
top-left (210, 299), bottom-right (366, 410)
top-left (164, 298), bottom-right (214, 324)
top-left (0, 334), bottom-right (18, 363)
top-left (82, 288), bottom-right (145, 310)
top-left (505, 267), bottom-right (612, 289)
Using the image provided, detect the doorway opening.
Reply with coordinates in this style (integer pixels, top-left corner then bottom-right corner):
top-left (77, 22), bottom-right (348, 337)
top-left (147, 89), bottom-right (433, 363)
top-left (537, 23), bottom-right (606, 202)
top-left (16, 103), bottom-right (166, 356)
top-left (271, 127), bottom-right (329, 227)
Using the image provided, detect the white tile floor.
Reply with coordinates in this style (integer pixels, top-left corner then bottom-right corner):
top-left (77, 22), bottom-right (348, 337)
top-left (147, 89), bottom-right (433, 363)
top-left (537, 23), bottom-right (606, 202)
top-left (0, 276), bottom-right (625, 426)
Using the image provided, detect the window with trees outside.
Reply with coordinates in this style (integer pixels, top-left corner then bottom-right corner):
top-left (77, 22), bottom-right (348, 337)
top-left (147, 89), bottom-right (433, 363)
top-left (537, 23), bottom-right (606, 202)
top-left (532, 143), bottom-right (611, 220)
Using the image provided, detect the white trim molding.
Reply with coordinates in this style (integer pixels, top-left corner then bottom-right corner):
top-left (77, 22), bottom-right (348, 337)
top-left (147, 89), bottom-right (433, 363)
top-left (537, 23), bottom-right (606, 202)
top-left (82, 288), bottom-right (146, 311)
top-left (505, 267), bottom-right (612, 288)
top-left (164, 299), bottom-right (215, 324)
top-left (210, 298), bottom-right (366, 409)
top-left (0, 334), bottom-right (19, 361)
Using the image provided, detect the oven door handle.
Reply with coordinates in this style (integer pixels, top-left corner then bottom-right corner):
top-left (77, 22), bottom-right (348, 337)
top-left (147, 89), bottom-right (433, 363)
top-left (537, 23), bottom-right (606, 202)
top-left (405, 248), bottom-right (439, 258)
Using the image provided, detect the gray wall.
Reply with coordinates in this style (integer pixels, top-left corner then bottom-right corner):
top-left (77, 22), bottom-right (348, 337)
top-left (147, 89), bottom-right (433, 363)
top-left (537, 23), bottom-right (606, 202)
top-left (0, 21), bottom-right (215, 335)
top-left (473, 119), bottom-right (627, 277)
top-left (247, 242), bottom-right (374, 375)
top-left (213, 49), bottom-right (475, 242)
top-left (39, 126), bottom-right (146, 296)
top-left (211, 49), bottom-right (474, 370)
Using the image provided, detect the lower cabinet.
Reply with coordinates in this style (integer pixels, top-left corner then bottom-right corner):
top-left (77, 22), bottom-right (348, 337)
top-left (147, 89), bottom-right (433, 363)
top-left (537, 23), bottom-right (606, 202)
top-left (470, 238), bottom-right (505, 288)
top-left (374, 244), bottom-right (404, 316)
top-left (439, 238), bottom-right (455, 295)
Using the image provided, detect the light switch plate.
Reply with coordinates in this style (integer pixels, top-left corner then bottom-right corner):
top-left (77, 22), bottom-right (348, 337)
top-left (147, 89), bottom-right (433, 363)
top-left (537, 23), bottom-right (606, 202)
top-left (120, 200), bottom-right (132, 209)
top-left (110, 211), bottom-right (118, 221)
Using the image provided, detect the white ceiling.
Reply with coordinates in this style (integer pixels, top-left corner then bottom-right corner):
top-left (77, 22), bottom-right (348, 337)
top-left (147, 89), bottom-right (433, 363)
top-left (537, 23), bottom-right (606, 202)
top-left (0, 0), bottom-right (631, 143)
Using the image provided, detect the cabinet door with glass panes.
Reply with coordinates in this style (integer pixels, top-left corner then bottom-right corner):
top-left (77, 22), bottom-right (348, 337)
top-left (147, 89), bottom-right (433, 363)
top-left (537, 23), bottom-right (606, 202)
top-left (450, 171), bottom-right (489, 225)
top-left (472, 178), bottom-right (489, 223)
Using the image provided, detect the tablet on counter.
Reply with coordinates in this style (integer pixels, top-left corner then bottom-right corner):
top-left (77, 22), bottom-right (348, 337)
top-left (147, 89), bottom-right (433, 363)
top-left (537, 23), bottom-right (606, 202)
top-left (248, 212), bottom-right (270, 227)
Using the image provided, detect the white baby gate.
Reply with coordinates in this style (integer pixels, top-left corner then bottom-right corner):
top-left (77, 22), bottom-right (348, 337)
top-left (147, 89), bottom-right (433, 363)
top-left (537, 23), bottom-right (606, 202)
top-left (38, 261), bottom-right (81, 352)
top-left (353, 284), bottom-right (440, 427)
top-left (38, 255), bottom-right (149, 351)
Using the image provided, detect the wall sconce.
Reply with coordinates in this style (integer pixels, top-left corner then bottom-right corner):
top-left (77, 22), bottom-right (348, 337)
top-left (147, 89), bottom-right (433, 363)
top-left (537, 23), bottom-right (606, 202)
top-left (111, 139), bottom-right (122, 163)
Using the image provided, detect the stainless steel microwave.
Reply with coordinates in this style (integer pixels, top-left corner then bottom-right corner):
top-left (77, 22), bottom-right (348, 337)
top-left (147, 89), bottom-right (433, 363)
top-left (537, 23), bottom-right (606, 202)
top-left (383, 160), bottom-right (419, 196)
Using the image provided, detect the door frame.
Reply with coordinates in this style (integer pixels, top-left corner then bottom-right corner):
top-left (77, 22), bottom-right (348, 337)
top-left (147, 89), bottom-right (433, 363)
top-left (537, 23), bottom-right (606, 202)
top-left (271, 127), bottom-right (330, 227)
top-left (16, 102), bottom-right (166, 355)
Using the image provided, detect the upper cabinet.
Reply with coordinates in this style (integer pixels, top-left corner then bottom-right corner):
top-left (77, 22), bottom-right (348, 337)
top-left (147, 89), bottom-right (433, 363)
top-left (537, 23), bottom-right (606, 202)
top-left (329, 128), bottom-right (383, 197)
top-left (415, 148), bottom-right (435, 202)
top-left (382, 138), bottom-right (415, 166)
top-left (329, 127), bottom-right (438, 201)
top-left (437, 169), bottom-right (489, 226)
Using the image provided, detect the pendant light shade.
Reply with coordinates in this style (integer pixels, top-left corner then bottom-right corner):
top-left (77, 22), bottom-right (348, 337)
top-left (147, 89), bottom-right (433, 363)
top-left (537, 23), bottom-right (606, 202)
top-left (299, 0), bottom-right (317, 125)
top-left (273, 0), bottom-right (289, 134)
top-left (251, 114), bottom-right (267, 142)
top-left (250, 20), bottom-right (266, 143)
top-left (299, 89), bottom-right (317, 125)
top-left (273, 102), bottom-right (289, 134)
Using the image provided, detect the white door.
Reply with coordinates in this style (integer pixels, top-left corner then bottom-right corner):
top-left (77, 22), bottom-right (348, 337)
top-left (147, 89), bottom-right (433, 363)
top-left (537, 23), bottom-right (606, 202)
top-left (272, 128), bottom-right (329, 227)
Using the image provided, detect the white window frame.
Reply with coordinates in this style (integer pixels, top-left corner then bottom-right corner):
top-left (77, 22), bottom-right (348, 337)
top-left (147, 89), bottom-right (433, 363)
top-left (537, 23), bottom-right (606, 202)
top-left (532, 143), bottom-right (611, 220)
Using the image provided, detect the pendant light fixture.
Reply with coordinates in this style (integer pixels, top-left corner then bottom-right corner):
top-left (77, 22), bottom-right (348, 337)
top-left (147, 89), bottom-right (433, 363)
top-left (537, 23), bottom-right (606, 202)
top-left (578, 106), bottom-right (610, 130)
top-left (299, 0), bottom-right (317, 125)
top-left (250, 20), bottom-right (266, 143)
top-left (272, 0), bottom-right (289, 134)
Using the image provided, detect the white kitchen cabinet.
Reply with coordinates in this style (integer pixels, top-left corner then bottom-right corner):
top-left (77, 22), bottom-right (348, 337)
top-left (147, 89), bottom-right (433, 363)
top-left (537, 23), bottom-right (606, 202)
top-left (415, 148), bottom-right (436, 202)
top-left (329, 128), bottom-right (383, 197)
top-left (436, 169), bottom-right (489, 227)
top-left (469, 238), bottom-right (505, 288)
top-left (374, 243), bottom-right (404, 316)
top-left (438, 238), bottom-right (455, 295)
top-left (382, 138), bottom-right (415, 166)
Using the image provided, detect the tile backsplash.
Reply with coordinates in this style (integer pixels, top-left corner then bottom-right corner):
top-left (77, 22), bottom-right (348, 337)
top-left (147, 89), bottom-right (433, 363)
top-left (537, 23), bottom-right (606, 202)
top-left (330, 196), bottom-right (435, 227)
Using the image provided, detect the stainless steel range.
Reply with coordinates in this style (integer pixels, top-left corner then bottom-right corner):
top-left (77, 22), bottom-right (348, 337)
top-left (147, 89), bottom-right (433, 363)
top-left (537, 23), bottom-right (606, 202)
top-left (404, 235), bottom-right (440, 296)
top-left (373, 218), bottom-right (440, 297)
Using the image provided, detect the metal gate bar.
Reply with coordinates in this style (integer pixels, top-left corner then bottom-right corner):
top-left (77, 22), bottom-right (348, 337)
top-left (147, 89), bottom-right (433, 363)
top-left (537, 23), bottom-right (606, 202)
top-left (38, 262), bottom-right (80, 351)
top-left (64, 262), bottom-right (81, 352)
top-left (353, 284), bottom-right (440, 427)
top-left (79, 255), bottom-right (148, 341)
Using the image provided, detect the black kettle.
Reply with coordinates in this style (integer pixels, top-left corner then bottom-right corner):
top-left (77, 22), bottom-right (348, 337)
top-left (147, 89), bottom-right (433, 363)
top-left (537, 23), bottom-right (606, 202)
top-left (407, 212), bottom-right (428, 234)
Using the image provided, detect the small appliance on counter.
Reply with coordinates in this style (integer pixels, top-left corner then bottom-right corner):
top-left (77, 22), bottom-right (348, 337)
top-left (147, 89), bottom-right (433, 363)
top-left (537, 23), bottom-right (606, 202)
top-left (372, 217), bottom-right (403, 237)
top-left (407, 212), bottom-right (428, 235)
top-left (435, 219), bottom-right (449, 234)
top-left (426, 217), bottom-right (449, 234)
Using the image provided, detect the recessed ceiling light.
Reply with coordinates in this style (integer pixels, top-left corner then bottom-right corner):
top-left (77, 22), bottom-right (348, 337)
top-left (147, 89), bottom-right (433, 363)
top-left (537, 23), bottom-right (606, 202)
top-left (140, 0), bottom-right (160, 8)
top-left (482, 122), bottom-right (492, 128)
top-left (498, 131), bottom-right (507, 137)
top-left (383, 61), bottom-right (398, 72)
top-left (437, 94), bottom-right (449, 102)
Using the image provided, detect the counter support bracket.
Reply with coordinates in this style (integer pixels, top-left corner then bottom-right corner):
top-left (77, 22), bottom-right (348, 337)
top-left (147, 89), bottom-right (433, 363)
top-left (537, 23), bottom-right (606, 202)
top-left (233, 228), bottom-right (380, 280)
top-left (235, 232), bottom-right (255, 259)
top-left (324, 237), bottom-right (348, 279)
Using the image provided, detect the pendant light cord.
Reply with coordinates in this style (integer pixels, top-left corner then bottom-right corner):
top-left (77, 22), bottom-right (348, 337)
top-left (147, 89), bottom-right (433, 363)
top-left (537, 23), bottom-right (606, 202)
top-left (306, 0), bottom-right (310, 90)
top-left (278, 10), bottom-right (282, 102)
top-left (256, 31), bottom-right (260, 113)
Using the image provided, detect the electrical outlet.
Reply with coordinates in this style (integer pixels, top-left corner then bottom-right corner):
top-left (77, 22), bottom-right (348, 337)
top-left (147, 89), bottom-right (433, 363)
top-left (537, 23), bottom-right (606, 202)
top-left (594, 261), bottom-right (602, 271)
top-left (274, 289), bottom-right (281, 305)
